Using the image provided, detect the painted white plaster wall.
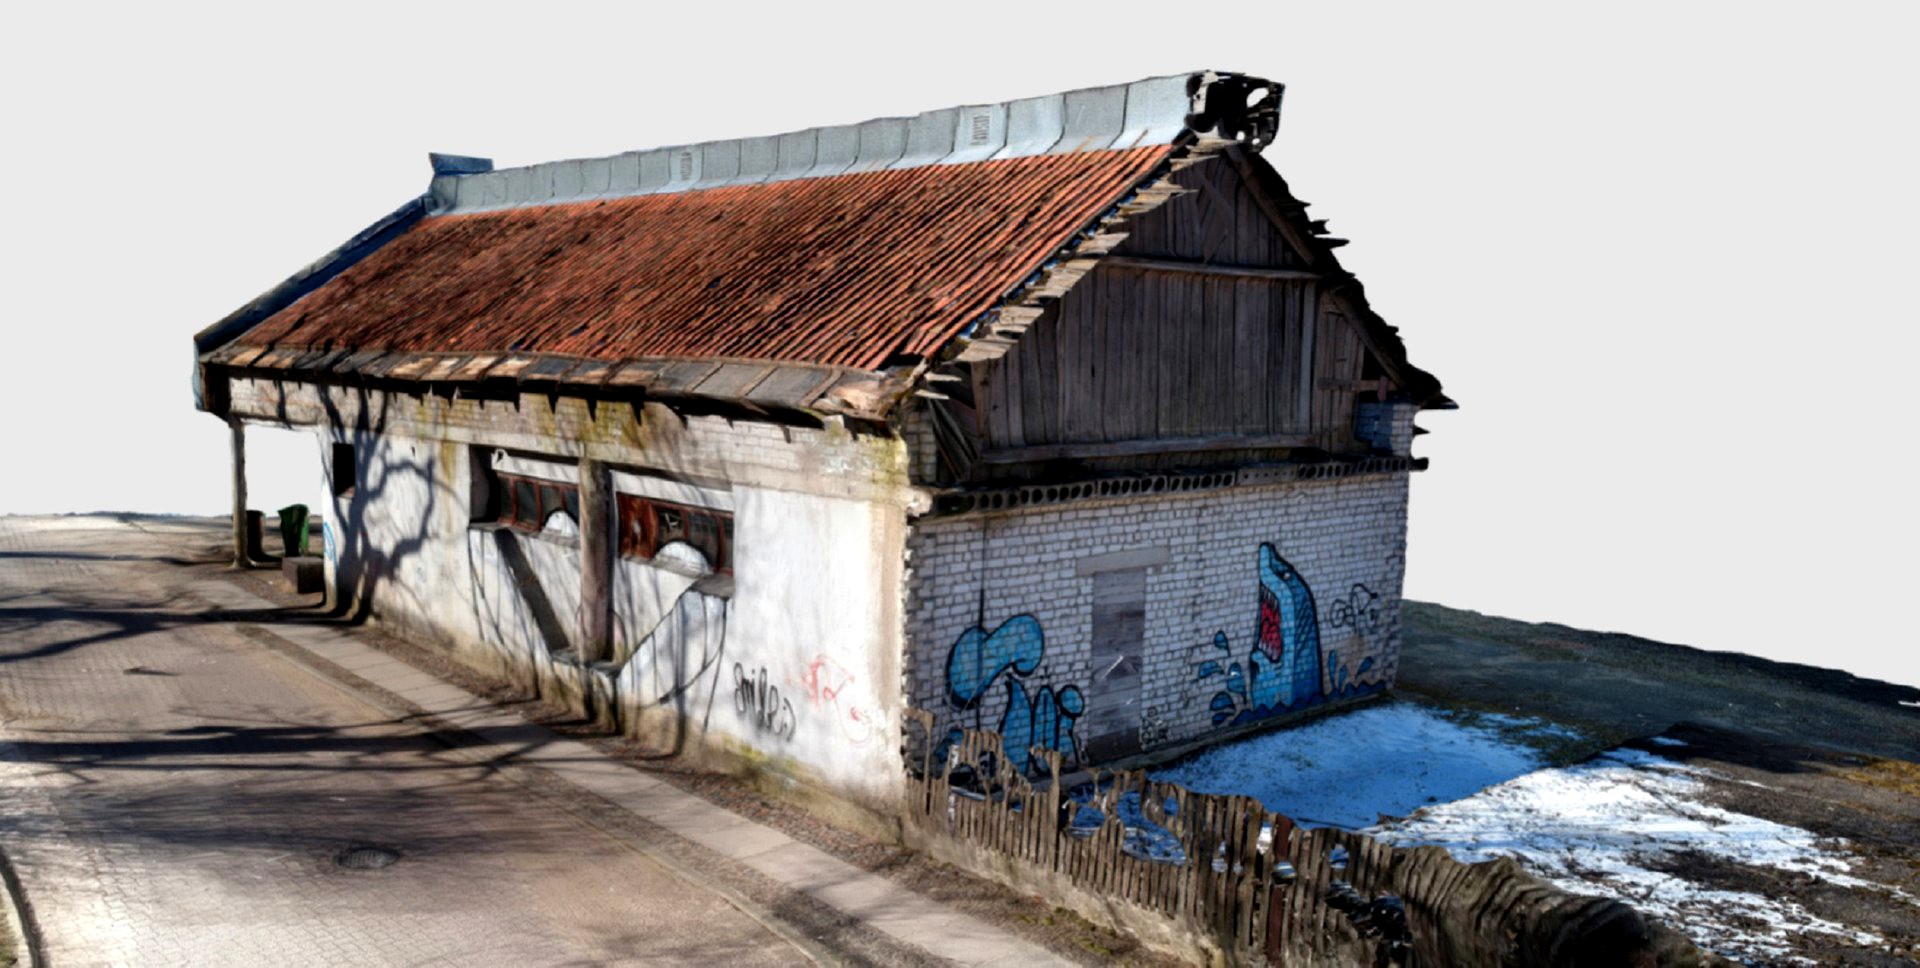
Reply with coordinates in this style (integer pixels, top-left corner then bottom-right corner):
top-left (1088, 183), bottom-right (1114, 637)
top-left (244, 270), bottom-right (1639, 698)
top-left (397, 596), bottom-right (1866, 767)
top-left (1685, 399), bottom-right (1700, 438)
top-left (611, 556), bottom-right (702, 665)
top-left (604, 483), bottom-right (903, 806)
top-left (661, 487), bottom-right (900, 794)
top-left (248, 377), bottom-right (913, 806)
top-left (904, 472), bottom-right (1412, 767)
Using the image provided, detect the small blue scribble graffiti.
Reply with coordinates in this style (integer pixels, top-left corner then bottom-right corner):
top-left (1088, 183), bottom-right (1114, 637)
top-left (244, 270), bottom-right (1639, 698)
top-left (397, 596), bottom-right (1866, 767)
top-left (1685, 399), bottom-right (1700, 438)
top-left (1193, 544), bottom-right (1381, 727)
top-left (946, 615), bottom-right (1085, 775)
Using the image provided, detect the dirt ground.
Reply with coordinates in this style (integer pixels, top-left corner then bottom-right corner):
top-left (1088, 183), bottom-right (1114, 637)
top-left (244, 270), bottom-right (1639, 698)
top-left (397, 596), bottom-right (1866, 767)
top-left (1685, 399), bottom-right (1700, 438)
top-left (1400, 603), bottom-right (1920, 964)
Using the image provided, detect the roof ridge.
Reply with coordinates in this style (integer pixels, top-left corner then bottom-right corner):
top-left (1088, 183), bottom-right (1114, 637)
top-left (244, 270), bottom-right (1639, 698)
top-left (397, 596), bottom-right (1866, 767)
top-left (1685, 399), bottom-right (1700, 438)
top-left (425, 70), bottom-right (1281, 215)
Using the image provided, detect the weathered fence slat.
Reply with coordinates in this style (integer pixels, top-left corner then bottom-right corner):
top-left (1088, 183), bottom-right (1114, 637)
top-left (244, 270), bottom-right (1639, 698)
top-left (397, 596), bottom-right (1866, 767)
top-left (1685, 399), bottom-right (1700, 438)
top-left (899, 711), bottom-right (1704, 967)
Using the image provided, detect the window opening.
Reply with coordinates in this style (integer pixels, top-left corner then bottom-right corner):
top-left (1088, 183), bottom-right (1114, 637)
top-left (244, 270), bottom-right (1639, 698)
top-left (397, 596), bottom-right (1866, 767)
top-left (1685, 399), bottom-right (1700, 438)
top-left (617, 493), bottom-right (732, 574)
top-left (495, 472), bottom-right (581, 534)
top-left (330, 443), bottom-right (356, 496)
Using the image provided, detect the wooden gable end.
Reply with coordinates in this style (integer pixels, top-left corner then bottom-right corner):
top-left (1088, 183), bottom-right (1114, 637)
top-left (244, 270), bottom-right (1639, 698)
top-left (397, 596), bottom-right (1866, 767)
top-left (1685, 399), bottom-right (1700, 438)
top-left (970, 156), bottom-right (1383, 469)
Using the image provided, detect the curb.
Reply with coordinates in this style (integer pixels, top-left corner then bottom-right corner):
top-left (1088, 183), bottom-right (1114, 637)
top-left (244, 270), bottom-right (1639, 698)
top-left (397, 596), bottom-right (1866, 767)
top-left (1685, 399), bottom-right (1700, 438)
top-left (0, 842), bottom-right (43, 968)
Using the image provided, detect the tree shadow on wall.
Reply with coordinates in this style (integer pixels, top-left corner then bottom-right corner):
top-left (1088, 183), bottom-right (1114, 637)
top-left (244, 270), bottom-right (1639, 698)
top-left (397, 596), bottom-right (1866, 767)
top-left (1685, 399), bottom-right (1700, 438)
top-left (313, 384), bottom-right (443, 629)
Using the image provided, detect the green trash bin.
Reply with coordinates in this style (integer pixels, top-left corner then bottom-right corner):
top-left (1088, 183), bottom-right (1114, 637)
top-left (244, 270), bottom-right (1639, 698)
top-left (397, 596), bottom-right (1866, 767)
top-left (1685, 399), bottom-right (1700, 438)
top-left (277, 503), bottom-right (310, 558)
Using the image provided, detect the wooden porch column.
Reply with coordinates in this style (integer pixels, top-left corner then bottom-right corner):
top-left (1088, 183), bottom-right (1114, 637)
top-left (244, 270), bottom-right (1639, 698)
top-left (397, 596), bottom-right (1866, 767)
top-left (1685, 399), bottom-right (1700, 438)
top-left (229, 416), bottom-right (249, 568)
top-left (576, 457), bottom-right (613, 661)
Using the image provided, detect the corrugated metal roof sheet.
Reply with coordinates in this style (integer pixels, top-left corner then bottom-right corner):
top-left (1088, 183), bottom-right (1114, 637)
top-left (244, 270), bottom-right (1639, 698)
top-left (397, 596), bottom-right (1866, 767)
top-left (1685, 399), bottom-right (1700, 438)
top-left (235, 146), bottom-right (1175, 373)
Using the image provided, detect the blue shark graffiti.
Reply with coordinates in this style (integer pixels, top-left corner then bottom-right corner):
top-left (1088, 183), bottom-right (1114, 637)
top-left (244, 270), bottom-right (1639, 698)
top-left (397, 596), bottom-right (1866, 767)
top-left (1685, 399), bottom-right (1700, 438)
top-left (1250, 544), bottom-right (1322, 711)
top-left (1194, 544), bottom-right (1380, 727)
top-left (946, 615), bottom-right (1085, 775)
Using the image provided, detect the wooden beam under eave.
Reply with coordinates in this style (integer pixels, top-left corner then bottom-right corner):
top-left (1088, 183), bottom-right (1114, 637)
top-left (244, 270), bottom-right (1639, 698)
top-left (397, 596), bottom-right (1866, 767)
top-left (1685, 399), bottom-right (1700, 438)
top-left (977, 432), bottom-right (1318, 465)
top-left (1098, 256), bottom-right (1322, 282)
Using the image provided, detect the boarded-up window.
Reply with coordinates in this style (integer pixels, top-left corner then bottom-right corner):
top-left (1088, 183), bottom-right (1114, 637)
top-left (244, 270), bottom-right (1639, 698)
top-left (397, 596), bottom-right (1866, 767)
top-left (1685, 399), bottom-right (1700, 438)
top-left (616, 493), bottom-right (733, 574)
top-left (1082, 567), bottom-right (1146, 761)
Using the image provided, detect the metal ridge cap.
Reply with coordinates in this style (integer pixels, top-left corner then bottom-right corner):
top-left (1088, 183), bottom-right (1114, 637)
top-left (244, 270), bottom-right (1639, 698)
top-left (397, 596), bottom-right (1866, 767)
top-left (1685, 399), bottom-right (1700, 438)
top-left (426, 70), bottom-right (1281, 215)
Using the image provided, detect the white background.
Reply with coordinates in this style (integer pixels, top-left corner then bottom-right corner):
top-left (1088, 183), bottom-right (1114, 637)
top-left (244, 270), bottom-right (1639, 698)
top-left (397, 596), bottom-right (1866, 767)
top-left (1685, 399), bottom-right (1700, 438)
top-left (2, 2), bottom-right (1914, 688)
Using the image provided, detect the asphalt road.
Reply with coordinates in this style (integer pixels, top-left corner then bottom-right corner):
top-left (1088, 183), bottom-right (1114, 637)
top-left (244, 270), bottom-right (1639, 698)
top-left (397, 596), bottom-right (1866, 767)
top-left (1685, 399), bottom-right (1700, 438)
top-left (0, 515), bottom-right (809, 967)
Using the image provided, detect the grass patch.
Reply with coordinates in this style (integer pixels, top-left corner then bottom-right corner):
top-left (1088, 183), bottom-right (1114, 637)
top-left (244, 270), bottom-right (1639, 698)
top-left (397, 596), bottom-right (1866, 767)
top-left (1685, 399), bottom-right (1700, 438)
top-left (1838, 757), bottom-right (1920, 798)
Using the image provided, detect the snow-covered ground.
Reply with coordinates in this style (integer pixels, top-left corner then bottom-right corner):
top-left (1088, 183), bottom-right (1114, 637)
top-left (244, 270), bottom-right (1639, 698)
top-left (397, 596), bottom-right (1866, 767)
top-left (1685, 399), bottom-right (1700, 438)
top-left (1151, 700), bottom-right (1580, 829)
top-left (1144, 700), bottom-right (1892, 963)
top-left (1371, 740), bottom-right (1888, 962)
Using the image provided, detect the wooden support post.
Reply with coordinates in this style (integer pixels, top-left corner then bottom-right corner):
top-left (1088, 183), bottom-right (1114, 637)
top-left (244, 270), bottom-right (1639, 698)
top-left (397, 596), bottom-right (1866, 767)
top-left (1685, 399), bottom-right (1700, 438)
top-left (229, 416), bottom-right (250, 569)
top-left (576, 457), bottom-right (612, 662)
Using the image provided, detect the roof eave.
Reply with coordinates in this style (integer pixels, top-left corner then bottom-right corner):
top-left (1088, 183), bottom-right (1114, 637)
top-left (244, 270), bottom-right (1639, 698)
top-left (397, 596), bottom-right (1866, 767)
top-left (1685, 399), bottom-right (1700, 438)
top-left (192, 193), bottom-right (431, 412)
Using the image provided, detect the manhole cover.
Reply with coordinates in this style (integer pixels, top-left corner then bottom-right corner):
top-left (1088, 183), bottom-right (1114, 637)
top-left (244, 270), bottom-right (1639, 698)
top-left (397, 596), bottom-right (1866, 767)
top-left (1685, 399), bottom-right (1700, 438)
top-left (334, 845), bottom-right (401, 870)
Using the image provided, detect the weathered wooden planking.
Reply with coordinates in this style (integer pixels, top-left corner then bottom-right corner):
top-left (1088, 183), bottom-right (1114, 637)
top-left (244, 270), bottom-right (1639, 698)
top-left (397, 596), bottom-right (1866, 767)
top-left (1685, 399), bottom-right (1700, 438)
top-left (1017, 308), bottom-right (1046, 445)
top-left (1313, 308), bottom-right (1362, 446)
top-left (1111, 157), bottom-right (1303, 267)
top-left (1297, 284), bottom-right (1319, 434)
top-left (1101, 256), bottom-right (1318, 281)
top-left (966, 154), bottom-right (1380, 463)
top-left (1053, 271), bottom-right (1087, 442)
top-left (1235, 162), bottom-right (1274, 266)
top-left (1196, 275), bottom-right (1235, 437)
top-left (1153, 272), bottom-right (1183, 438)
top-left (1139, 271), bottom-right (1163, 439)
top-left (1113, 270), bottom-right (1141, 443)
top-left (1272, 280), bottom-right (1300, 431)
top-left (1231, 279), bottom-right (1268, 433)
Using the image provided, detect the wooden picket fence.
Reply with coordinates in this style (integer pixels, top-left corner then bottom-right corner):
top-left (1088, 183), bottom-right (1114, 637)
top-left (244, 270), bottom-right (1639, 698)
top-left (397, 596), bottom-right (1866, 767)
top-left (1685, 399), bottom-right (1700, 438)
top-left (901, 710), bottom-right (1711, 967)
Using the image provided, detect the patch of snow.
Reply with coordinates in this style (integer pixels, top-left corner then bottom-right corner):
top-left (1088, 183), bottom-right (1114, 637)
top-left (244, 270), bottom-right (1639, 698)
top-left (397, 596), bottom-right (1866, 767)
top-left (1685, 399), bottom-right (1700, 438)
top-left (1898, 699), bottom-right (1920, 709)
top-left (1150, 701), bottom-right (1577, 830)
top-left (1066, 790), bottom-right (1188, 864)
top-left (539, 511), bottom-right (578, 538)
top-left (1371, 747), bottom-right (1883, 962)
top-left (1646, 735), bottom-right (1689, 747)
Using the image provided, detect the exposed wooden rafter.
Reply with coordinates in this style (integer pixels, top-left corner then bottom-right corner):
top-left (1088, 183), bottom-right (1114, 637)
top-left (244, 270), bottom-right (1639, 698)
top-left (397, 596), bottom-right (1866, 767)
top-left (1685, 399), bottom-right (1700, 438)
top-left (1099, 256), bottom-right (1321, 282)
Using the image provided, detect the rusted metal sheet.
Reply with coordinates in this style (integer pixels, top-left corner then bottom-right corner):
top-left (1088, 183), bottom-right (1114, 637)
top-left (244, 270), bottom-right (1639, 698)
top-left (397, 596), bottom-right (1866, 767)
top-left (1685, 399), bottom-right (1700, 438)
top-left (228, 146), bottom-right (1174, 374)
top-left (195, 72), bottom-right (1332, 420)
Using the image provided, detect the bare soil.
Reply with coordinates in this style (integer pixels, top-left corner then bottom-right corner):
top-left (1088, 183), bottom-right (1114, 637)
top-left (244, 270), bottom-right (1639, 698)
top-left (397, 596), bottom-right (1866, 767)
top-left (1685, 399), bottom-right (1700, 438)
top-left (1400, 602), bottom-right (1920, 964)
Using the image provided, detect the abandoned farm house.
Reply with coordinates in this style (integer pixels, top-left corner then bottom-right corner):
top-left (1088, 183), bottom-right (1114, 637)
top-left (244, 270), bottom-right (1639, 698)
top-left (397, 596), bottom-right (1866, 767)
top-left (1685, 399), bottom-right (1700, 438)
top-left (191, 70), bottom-right (1450, 817)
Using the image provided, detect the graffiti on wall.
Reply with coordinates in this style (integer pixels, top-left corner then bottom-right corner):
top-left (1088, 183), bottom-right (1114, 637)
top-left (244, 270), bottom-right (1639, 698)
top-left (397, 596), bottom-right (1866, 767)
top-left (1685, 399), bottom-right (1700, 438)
top-left (1192, 544), bottom-right (1382, 729)
top-left (798, 653), bottom-right (876, 746)
top-left (1324, 582), bottom-right (1385, 697)
top-left (733, 663), bottom-right (797, 740)
top-left (1326, 583), bottom-right (1382, 634)
top-left (945, 615), bottom-right (1085, 775)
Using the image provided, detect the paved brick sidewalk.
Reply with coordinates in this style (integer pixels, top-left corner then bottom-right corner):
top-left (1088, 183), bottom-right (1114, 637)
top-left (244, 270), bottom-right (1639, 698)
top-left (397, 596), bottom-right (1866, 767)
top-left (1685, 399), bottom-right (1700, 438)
top-left (190, 558), bottom-right (1061, 968)
top-left (0, 515), bottom-right (1066, 967)
top-left (0, 516), bottom-right (809, 967)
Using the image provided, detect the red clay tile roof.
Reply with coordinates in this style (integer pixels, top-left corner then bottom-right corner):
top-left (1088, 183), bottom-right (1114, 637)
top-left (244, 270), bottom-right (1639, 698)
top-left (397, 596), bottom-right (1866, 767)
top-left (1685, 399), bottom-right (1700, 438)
top-left (235, 146), bottom-right (1175, 373)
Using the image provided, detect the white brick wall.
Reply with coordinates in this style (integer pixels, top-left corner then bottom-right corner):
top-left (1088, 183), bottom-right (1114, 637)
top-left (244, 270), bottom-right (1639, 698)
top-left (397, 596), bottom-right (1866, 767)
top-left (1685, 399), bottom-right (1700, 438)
top-left (1354, 401), bottom-right (1420, 457)
top-left (904, 471), bottom-right (1411, 765)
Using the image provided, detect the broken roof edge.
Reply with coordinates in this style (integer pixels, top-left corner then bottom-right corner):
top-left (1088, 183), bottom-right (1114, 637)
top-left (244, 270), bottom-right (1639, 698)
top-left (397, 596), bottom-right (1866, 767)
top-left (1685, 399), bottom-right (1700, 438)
top-left (1227, 149), bottom-right (1453, 411)
top-left (425, 70), bottom-right (1283, 216)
